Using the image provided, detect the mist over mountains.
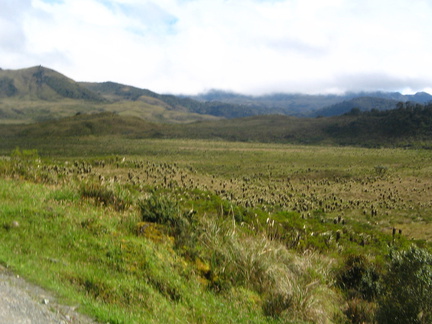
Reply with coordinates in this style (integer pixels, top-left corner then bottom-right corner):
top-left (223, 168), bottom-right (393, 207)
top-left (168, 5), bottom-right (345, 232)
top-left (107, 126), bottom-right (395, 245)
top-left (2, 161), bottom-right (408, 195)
top-left (1, 66), bottom-right (431, 122)
top-left (188, 89), bottom-right (432, 117)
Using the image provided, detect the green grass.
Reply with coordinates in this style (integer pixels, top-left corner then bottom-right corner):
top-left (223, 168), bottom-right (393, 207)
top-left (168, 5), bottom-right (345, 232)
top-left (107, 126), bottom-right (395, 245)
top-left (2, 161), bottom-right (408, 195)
top-left (0, 179), bottom-right (277, 323)
top-left (1, 139), bottom-right (431, 242)
top-left (0, 173), bottom-right (340, 322)
top-left (0, 140), bottom-right (431, 323)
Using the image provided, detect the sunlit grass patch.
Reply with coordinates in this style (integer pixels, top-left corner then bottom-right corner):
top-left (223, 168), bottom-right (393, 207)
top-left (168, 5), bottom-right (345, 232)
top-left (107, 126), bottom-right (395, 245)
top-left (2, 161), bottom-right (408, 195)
top-left (0, 179), bottom-right (276, 323)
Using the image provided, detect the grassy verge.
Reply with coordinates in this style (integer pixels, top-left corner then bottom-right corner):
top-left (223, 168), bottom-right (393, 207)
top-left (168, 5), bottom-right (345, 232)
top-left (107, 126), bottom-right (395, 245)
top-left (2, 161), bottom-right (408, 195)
top-left (0, 179), bottom-right (269, 323)
top-left (0, 177), bottom-right (343, 323)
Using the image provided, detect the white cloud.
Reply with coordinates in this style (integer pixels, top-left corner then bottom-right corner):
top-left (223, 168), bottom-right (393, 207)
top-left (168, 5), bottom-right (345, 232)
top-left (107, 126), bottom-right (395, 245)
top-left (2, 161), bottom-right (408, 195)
top-left (1, 0), bottom-right (432, 94)
top-left (0, 0), bottom-right (32, 63)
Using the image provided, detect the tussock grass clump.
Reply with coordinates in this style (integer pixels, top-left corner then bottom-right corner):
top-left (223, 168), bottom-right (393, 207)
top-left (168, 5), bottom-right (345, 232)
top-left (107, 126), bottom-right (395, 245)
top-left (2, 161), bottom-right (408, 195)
top-left (135, 191), bottom-right (342, 322)
top-left (80, 180), bottom-right (133, 211)
top-left (198, 215), bottom-right (342, 323)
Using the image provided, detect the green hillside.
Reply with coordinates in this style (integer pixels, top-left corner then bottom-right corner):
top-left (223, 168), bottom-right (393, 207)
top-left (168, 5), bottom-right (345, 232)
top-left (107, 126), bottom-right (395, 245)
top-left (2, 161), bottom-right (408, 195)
top-left (175, 101), bottom-right (432, 147)
top-left (326, 102), bottom-right (432, 146)
top-left (2, 66), bottom-right (432, 125)
top-left (1, 71), bottom-right (432, 323)
top-left (2, 66), bottom-right (432, 324)
top-left (0, 67), bottom-right (220, 124)
top-left (81, 81), bottom-right (266, 118)
top-left (0, 112), bottom-right (165, 138)
top-left (0, 66), bottom-right (104, 101)
top-left (80, 81), bottom-right (161, 102)
top-left (3, 101), bottom-right (432, 149)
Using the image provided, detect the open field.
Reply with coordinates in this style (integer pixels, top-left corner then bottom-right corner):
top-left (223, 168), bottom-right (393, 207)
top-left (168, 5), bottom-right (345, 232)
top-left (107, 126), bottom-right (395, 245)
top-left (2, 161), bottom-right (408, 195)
top-left (0, 139), bottom-right (431, 323)
top-left (2, 138), bottom-right (432, 242)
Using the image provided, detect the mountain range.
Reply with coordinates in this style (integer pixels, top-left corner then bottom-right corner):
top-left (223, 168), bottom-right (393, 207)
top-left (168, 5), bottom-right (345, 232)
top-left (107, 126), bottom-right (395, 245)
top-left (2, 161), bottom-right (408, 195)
top-left (189, 89), bottom-right (432, 117)
top-left (2, 66), bottom-right (432, 148)
top-left (1, 65), bottom-right (431, 124)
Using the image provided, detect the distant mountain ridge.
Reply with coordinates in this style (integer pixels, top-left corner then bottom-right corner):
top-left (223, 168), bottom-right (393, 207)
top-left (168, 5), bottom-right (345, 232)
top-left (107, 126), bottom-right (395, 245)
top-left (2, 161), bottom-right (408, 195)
top-left (2, 65), bottom-right (432, 148)
top-left (188, 90), bottom-right (432, 116)
top-left (79, 81), bottom-right (265, 118)
top-left (312, 97), bottom-right (400, 117)
top-left (1, 66), bottom-right (432, 123)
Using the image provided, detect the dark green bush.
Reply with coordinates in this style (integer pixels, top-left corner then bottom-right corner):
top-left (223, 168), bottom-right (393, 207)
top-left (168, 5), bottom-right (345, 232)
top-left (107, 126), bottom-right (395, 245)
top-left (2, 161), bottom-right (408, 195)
top-left (376, 246), bottom-right (432, 324)
top-left (336, 254), bottom-right (382, 301)
top-left (138, 194), bottom-right (183, 227)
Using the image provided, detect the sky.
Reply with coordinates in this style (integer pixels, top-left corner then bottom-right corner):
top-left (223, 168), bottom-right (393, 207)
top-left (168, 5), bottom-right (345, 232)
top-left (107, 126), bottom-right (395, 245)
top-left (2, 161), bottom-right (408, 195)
top-left (1, 0), bottom-right (432, 95)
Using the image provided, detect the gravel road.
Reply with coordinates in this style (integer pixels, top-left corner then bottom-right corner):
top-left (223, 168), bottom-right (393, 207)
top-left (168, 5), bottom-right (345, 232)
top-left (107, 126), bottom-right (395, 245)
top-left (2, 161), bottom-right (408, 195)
top-left (0, 265), bottom-right (98, 324)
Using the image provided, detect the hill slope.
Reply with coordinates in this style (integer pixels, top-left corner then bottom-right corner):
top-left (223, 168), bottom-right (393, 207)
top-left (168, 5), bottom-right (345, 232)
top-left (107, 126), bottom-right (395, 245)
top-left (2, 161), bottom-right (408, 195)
top-left (0, 112), bottom-right (165, 138)
top-left (2, 66), bottom-right (432, 124)
top-left (0, 67), bottom-right (221, 124)
top-left (0, 66), bottom-right (104, 101)
top-left (313, 96), bottom-right (400, 117)
top-left (80, 81), bottom-right (267, 119)
top-left (3, 102), bottom-right (432, 148)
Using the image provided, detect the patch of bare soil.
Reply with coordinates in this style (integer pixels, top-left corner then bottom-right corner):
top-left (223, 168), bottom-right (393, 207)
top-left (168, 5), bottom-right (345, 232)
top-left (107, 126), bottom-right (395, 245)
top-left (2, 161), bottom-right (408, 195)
top-left (0, 265), bottom-right (98, 324)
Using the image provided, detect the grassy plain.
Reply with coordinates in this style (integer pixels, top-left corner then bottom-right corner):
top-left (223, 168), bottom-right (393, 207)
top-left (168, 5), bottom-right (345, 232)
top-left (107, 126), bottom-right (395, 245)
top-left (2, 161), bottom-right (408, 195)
top-left (0, 138), bottom-right (431, 323)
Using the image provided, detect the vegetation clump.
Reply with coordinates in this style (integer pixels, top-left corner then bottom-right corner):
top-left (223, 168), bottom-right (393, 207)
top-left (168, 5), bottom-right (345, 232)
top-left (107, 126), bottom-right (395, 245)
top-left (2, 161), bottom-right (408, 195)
top-left (376, 246), bottom-right (432, 324)
top-left (336, 254), bottom-right (382, 301)
top-left (80, 180), bottom-right (133, 211)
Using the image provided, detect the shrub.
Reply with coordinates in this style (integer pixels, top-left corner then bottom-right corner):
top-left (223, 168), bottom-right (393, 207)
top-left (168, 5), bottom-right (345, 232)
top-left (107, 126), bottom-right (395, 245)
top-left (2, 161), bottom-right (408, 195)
top-left (139, 194), bottom-right (181, 225)
top-left (138, 194), bottom-right (198, 254)
top-left (374, 165), bottom-right (388, 177)
top-left (376, 246), bottom-right (432, 324)
top-left (336, 254), bottom-right (382, 301)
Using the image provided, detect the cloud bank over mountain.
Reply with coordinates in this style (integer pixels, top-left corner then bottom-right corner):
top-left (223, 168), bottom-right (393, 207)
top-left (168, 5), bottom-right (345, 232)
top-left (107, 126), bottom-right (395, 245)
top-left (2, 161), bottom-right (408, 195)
top-left (2, 0), bottom-right (432, 95)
